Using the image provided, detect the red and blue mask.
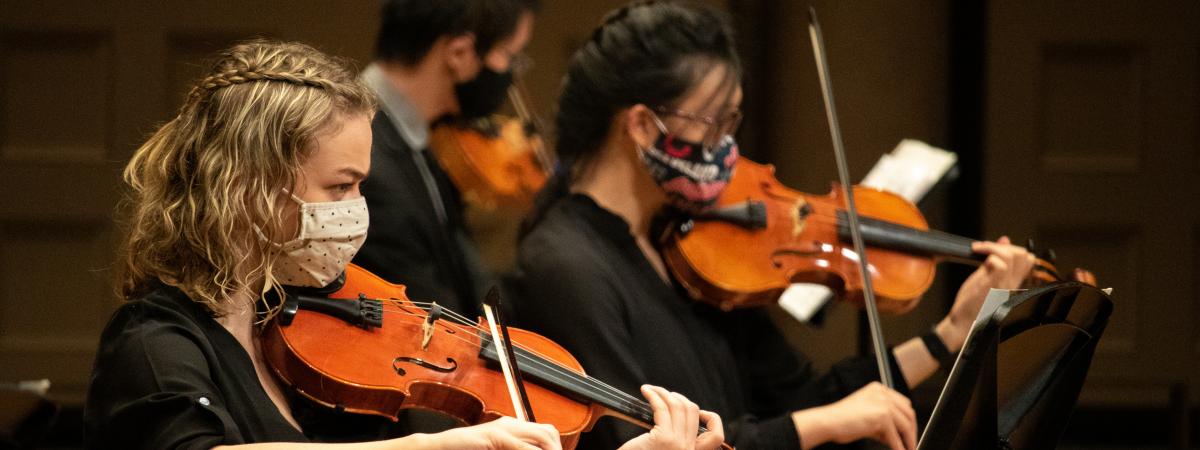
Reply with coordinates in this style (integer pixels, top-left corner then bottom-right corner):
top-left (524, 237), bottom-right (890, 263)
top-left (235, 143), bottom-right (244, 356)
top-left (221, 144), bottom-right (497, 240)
top-left (638, 117), bottom-right (739, 213)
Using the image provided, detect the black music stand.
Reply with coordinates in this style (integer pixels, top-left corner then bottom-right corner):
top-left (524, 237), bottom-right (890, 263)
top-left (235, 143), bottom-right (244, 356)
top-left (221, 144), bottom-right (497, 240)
top-left (917, 282), bottom-right (1114, 450)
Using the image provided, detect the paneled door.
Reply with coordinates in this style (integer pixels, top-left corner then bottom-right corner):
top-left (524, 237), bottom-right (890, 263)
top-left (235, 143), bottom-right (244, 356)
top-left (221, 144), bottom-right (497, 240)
top-left (983, 0), bottom-right (1200, 409)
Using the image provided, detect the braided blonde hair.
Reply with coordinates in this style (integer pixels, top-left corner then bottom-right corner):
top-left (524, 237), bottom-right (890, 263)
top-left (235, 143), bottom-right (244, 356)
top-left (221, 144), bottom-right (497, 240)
top-left (119, 40), bottom-right (376, 316)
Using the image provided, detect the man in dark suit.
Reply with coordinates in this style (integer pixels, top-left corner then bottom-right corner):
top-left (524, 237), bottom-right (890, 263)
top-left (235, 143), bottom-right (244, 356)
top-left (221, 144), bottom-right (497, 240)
top-left (356, 0), bottom-right (538, 314)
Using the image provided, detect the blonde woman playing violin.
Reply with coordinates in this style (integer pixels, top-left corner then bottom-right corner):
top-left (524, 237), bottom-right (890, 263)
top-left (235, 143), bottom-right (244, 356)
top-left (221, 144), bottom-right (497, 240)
top-left (83, 39), bottom-right (723, 450)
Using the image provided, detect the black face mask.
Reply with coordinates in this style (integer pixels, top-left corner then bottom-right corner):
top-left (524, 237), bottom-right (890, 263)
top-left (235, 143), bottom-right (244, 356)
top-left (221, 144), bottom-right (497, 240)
top-left (453, 66), bottom-right (513, 119)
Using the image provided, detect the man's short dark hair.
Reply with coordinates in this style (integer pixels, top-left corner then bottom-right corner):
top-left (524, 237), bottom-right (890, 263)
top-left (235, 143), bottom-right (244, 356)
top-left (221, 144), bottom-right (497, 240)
top-left (375, 0), bottom-right (540, 66)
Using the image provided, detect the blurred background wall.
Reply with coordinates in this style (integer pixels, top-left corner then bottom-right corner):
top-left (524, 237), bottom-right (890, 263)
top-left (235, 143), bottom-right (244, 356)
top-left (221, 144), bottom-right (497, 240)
top-left (0, 0), bottom-right (1196, 447)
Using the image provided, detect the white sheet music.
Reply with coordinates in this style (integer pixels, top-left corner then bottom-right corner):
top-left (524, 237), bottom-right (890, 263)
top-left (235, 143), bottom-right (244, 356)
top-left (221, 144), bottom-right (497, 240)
top-left (861, 139), bottom-right (957, 203)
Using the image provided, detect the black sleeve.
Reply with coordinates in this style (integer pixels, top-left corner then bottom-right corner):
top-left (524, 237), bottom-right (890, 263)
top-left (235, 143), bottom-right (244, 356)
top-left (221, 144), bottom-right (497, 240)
top-left (719, 308), bottom-right (912, 449)
top-left (727, 309), bottom-right (817, 416)
top-left (512, 244), bottom-right (648, 448)
top-left (786, 346), bottom-right (912, 411)
top-left (84, 309), bottom-right (240, 449)
top-left (732, 309), bottom-right (911, 415)
top-left (513, 245), bottom-right (800, 450)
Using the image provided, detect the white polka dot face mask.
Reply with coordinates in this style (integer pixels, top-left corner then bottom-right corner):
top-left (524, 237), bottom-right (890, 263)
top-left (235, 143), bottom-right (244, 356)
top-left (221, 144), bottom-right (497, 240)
top-left (260, 193), bottom-right (369, 288)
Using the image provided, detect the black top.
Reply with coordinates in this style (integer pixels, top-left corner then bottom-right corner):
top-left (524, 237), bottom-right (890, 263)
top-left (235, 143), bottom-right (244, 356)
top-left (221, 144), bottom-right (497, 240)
top-left (353, 112), bottom-right (487, 314)
top-left (83, 285), bottom-right (307, 449)
top-left (511, 194), bottom-right (910, 450)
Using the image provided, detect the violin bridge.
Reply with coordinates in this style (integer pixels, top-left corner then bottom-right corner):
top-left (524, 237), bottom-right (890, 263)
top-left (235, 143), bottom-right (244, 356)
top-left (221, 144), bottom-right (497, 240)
top-left (421, 303), bottom-right (444, 351)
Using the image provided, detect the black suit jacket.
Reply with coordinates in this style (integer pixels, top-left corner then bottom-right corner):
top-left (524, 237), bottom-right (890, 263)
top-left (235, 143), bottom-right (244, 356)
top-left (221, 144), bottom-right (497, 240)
top-left (353, 111), bottom-right (483, 314)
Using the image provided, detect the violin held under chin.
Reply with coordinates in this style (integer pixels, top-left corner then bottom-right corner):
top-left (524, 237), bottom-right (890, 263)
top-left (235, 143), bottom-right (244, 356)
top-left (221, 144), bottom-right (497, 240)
top-left (660, 157), bottom-right (1097, 313)
top-left (260, 263), bottom-right (731, 450)
top-left (430, 83), bottom-right (555, 211)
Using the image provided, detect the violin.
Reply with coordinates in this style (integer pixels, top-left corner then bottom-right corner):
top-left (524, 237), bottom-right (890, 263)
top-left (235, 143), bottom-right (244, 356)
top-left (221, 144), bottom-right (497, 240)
top-left (430, 81), bottom-right (554, 210)
top-left (660, 157), bottom-right (1096, 314)
top-left (260, 263), bottom-right (730, 449)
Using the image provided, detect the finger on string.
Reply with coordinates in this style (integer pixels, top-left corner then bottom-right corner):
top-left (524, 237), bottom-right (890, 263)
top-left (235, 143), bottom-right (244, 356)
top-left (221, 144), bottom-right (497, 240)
top-left (1020, 252), bottom-right (1037, 276)
top-left (971, 240), bottom-right (997, 255)
top-left (696, 410), bottom-right (724, 448)
top-left (983, 254), bottom-right (1008, 274)
top-left (642, 385), bottom-right (672, 431)
top-left (972, 238), bottom-right (1018, 258)
top-left (666, 391), bottom-right (690, 436)
top-left (680, 394), bottom-right (700, 444)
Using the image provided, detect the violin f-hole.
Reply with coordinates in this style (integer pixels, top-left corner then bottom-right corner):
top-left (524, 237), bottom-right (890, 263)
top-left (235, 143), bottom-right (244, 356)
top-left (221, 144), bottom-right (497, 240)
top-left (393, 356), bottom-right (458, 376)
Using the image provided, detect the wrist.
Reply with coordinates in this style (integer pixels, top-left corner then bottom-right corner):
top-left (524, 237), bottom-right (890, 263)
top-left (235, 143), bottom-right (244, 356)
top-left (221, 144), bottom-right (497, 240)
top-left (935, 318), bottom-right (966, 353)
top-left (792, 406), bottom-right (832, 450)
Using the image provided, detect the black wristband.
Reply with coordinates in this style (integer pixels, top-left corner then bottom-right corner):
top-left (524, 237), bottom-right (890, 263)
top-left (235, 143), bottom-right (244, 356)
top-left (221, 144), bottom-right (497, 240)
top-left (921, 329), bottom-right (954, 367)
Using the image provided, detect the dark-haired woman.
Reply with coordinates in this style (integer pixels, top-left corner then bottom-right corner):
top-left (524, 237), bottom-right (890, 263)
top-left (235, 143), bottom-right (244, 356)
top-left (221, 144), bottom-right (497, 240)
top-left (510, 2), bottom-right (1036, 450)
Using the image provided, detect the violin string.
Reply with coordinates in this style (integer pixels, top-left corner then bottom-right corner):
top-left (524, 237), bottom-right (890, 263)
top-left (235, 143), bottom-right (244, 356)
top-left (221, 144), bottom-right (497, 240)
top-left (352, 298), bottom-right (656, 419)
top-left (776, 203), bottom-right (997, 253)
top-left (425, 307), bottom-right (657, 419)
top-left (369, 302), bottom-right (624, 403)
top-left (347, 288), bottom-right (891, 426)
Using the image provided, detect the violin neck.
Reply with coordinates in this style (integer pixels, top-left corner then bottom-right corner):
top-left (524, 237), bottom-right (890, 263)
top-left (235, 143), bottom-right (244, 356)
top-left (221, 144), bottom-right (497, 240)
top-left (834, 212), bottom-right (1068, 282)
top-left (836, 211), bottom-right (986, 264)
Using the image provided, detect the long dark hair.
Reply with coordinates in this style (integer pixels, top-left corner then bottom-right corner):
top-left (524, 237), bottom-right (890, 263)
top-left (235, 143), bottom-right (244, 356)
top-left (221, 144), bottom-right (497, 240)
top-left (523, 1), bottom-right (741, 236)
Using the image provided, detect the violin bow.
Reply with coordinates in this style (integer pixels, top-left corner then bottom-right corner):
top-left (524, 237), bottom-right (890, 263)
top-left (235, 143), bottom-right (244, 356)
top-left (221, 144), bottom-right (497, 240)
top-left (807, 7), bottom-right (895, 389)
top-left (481, 286), bottom-right (538, 421)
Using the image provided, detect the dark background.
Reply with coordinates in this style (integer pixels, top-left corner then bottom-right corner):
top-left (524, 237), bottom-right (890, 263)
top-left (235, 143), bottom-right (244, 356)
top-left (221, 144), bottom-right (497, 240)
top-left (0, 0), bottom-right (1196, 448)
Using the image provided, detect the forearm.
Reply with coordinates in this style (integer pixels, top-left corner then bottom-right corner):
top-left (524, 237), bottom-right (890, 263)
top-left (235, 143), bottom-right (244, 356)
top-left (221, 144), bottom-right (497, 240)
top-left (791, 407), bottom-right (832, 450)
top-left (894, 318), bottom-right (968, 389)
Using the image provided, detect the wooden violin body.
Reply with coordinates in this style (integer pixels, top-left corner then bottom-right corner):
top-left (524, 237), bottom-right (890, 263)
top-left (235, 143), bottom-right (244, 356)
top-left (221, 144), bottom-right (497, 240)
top-left (662, 157), bottom-right (1090, 313)
top-left (430, 115), bottom-right (550, 210)
top-left (430, 83), bottom-right (553, 210)
top-left (261, 264), bottom-right (590, 446)
top-left (664, 158), bottom-right (933, 313)
top-left (262, 264), bottom-right (728, 449)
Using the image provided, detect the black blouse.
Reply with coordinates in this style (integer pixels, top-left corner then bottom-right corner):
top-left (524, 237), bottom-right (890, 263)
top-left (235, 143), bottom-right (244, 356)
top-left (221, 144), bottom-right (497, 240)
top-left (511, 194), bottom-right (909, 450)
top-left (83, 284), bottom-right (307, 449)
